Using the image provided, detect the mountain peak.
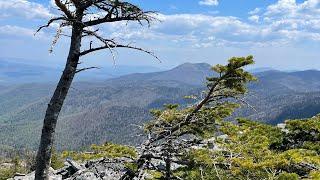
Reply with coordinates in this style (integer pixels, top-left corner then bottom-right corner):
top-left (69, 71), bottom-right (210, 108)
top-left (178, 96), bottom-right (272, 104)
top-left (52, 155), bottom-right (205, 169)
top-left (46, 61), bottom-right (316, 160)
top-left (173, 62), bottom-right (211, 71)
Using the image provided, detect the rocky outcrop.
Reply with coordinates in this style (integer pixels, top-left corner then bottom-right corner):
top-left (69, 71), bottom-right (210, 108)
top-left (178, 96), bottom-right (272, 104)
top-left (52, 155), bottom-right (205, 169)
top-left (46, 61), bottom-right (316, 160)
top-left (10, 167), bottom-right (62, 180)
top-left (10, 158), bottom-right (133, 180)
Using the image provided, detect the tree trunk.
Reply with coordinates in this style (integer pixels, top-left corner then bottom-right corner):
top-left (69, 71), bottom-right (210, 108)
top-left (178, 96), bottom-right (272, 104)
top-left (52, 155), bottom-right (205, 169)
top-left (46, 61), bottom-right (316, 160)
top-left (165, 157), bottom-right (171, 180)
top-left (35, 23), bottom-right (83, 179)
top-left (165, 138), bottom-right (172, 180)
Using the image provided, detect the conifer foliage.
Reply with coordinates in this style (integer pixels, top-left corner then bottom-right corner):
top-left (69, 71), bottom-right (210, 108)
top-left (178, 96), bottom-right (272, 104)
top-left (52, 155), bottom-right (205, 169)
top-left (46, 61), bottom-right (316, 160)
top-left (118, 56), bottom-right (319, 179)
top-left (130, 56), bottom-right (257, 179)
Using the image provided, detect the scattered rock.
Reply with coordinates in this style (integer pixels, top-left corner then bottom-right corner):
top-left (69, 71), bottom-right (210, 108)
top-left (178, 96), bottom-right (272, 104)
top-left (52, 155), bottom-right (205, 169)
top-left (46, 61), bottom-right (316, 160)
top-left (277, 123), bottom-right (289, 133)
top-left (10, 158), bottom-right (132, 180)
top-left (66, 159), bottom-right (84, 172)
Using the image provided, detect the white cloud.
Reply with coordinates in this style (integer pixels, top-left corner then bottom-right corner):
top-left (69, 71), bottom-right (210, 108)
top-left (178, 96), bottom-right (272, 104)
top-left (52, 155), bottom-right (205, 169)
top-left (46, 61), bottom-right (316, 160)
top-left (99, 13), bottom-right (266, 48)
top-left (199, 0), bottom-right (219, 6)
top-left (248, 15), bottom-right (260, 23)
top-left (0, 0), bottom-right (52, 19)
top-left (2, 0), bottom-right (320, 50)
top-left (153, 14), bottom-right (254, 37)
top-left (0, 25), bottom-right (35, 37)
top-left (249, 8), bottom-right (261, 15)
top-left (100, 0), bottom-right (320, 48)
top-left (0, 25), bottom-right (49, 40)
top-left (264, 0), bottom-right (320, 18)
top-left (112, 3), bottom-right (320, 48)
top-left (265, 0), bottom-right (297, 16)
top-left (259, 0), bottom-right (320, 42)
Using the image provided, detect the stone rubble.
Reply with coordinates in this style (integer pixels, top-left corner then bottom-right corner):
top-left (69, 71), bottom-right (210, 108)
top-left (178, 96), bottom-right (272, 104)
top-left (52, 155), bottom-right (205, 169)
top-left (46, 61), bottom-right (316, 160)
top-left (9, 158), bottom-right (132, 180)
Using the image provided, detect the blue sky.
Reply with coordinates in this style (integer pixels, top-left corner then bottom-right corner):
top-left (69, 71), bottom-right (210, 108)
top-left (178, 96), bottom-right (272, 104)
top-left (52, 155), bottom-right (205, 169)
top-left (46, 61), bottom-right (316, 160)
top-left (0, 0), bottom-right (320, 70)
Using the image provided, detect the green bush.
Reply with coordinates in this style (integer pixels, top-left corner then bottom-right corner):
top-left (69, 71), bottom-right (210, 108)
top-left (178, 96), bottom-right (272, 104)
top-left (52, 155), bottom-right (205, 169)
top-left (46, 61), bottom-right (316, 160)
top-left (277, 172), bottom-right (299, 180)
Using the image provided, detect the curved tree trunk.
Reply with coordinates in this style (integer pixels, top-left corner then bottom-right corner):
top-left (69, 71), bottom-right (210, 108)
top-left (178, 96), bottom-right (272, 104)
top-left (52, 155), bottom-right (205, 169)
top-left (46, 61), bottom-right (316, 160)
top-left (35, 24), bottom-right (83, 179)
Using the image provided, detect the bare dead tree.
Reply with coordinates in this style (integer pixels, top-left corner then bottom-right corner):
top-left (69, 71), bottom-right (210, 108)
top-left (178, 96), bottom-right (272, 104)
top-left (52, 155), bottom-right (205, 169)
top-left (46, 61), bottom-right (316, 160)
top-left (34, 0), bottom-right (157, 179)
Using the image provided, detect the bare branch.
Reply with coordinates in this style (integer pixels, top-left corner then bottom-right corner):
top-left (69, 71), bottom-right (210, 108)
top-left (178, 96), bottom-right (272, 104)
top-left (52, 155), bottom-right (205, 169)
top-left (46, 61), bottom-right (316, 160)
top-left (70, 0), bottom-right (80, 8)
top-left (81, 0), bottom-right (104, 9)
top-left (34, 17), bottom-right (67, 35)
top-left (82, 29), bottom-right (117, 45)
top-left (55, 0), bottom-right (74, 18)
top-left (84, 13), bottom-right (156, 27)
top-left (83, 1), bottom-right (157, 27)
top-left (75, 66), bottom-right (100, 73)
top-left (81, 29), bottom-right (119, 63)
top-left (80, 43), bottom-right (160, 62)
top-left (148, 80), bottom-right (221, 144)
top-left (82, 28), bottom-right (99, 37)
top-left (235, 96), bottom-right (257, 113)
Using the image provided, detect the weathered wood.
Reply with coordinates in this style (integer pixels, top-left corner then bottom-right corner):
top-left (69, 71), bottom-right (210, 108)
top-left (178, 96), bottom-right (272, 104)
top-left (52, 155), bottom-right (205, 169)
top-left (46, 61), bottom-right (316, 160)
top-left (34, 1), bottom-right (156, 179)
top-left (35, 20), bottom-right (83, 179)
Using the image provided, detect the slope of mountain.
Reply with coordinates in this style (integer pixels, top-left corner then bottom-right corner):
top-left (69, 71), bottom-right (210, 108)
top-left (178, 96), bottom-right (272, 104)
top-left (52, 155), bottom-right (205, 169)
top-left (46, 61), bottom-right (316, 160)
top-left (233, 70), bottom-right (320, 124)
top-left (248, 67), bottom-right (275, 73)
top-left (106, 62), bottom-right (213, 86)
top-left (0, 63), bottom-right (320, 151)
top-left (254, 70), bottom-right (320, 92)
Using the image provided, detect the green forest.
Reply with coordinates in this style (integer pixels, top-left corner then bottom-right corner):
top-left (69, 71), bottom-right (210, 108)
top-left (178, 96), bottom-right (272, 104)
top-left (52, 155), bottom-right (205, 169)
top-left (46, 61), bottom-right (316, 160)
top-left (1, 57), bottom-right (319, 179)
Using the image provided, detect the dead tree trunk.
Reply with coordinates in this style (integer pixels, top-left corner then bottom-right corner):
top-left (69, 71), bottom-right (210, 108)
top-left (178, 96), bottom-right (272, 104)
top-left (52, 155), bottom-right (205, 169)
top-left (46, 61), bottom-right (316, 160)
top-left (34, 1), bottom-right (157, 179)
top-left (35, 22), bottom-right (83, 180)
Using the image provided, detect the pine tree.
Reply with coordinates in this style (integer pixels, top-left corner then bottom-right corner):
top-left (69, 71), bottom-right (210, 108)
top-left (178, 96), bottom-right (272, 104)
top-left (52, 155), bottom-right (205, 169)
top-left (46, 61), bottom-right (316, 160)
top-left (132, 56), bottom-right (256, 179)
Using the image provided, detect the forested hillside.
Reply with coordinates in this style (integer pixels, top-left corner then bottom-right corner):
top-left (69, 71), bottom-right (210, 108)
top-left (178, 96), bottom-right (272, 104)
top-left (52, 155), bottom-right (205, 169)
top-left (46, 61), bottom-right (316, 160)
top-left (237, 70), bottom-right (320, 124)
top-left (0, 64), bottom-right (320, 151)
top-left (2, 56), bottom-right (319, 180)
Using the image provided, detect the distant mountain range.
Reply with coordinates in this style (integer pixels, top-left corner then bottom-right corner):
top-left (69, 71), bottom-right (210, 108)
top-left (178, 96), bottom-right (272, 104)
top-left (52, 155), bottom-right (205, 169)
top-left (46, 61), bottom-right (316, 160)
top-left (0, 58), bottom-right (163, 84)
top-left (0, 61), bottom-right (320, 151)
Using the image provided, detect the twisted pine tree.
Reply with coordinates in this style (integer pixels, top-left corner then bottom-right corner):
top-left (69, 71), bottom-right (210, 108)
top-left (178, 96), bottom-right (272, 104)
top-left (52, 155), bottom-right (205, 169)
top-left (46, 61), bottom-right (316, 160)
top-left (34, 0), bottom-right (157, 179)
top-left (131, 56), bottom-right (256, 179)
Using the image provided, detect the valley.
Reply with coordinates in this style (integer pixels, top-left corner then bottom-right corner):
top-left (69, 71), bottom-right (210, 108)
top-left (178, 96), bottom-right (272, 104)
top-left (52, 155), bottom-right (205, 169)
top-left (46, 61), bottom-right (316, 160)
top-left (0, 63), bottom-right (320, 151)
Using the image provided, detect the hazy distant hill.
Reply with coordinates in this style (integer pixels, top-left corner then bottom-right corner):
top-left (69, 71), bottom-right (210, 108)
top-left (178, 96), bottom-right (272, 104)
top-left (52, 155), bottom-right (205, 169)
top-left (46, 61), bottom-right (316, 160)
top-left (0, 59), bottom-right (59, 84)
top-left (0, 58), bottom-right (162, 84)
top-left (0, 63), bottom-right (320, 150)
